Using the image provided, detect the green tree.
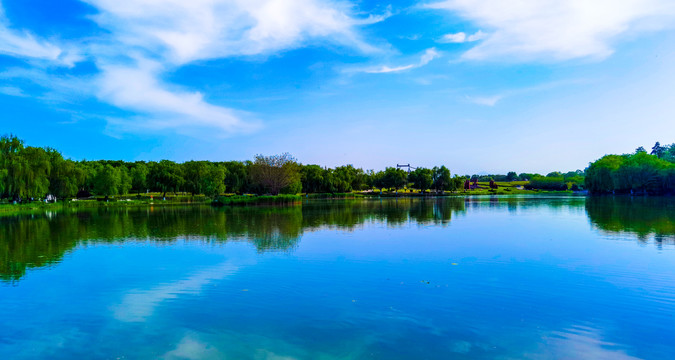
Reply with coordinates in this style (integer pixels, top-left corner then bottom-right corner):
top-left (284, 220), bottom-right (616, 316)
top-left (651, 142), bottom-right (665, 158)
top-left (382, 167), bottom-right (407, 192)
top-left (93, 164), bottom-right (120, 198)
top-left (203, 164), bottom-right (227, 198)
top-left (585, 155), bottom-right (626, 194)
top-left (301, 165), bottom-right (325, 193)
top-left (333, 165), bottom-right (357, 193)
top-left (223, 161), bottom-right (249, 194)
top-left (47, 149), bottom-right (83, 199)
top-left (432, 166), bottom-right (452, 193)
top-left (183, 161), bottom-right (209, 196)
top-left (410, 167), bottom-right (433, 193)
top-left (118, 166), bottom-right (132, 195)
top-left (148, 160), bottom-right (183, 197)
top-left (130, 163), bottom-right (148, 194)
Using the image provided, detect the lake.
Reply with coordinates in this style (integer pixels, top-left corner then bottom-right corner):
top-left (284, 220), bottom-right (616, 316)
top-left (1, 196), bottom-right (674, 359)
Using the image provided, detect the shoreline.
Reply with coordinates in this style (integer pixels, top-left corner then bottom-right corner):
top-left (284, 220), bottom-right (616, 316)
top-left (0, 191), bottom-right (586, 217)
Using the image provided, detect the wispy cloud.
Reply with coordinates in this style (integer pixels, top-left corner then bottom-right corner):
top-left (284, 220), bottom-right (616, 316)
top-left (466, 95), bottom-right (502, 106)
top-left (438, 30), bottom-right (486, 43)
top-left (465, 78), bottom-right (593, 106)
top-left (83, 0), bottom-right (377, 63)
top-left (427, 0), bottom-right (675, 60)
top-left (1, 0), bottom-right (380, 137)
top-left (0, 6), bottom-right (80, 66)
top-left (0, 86), bottom-right (26, 97)
top-left (97, 60), bottom-right (259, 136)
top-left (360, 47), bottom-right (440, 74)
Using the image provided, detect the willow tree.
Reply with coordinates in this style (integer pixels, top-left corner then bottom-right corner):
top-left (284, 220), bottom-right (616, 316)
top-left (249, 153), bottom-right (300, 195)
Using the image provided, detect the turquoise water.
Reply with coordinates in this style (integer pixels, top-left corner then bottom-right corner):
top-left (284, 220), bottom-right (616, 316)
top-left (1, 197), bottom-right (674, 359)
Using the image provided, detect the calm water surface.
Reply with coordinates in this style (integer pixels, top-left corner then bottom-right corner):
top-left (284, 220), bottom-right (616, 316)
top-left (1, 196), bottom-right (674, 359)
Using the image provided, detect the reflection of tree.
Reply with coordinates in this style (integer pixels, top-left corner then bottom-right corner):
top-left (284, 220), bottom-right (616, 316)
top-left (221, 207), bottom-right (303, 252)
top-left (408, 197), bottom-right (466, 225)
top-left (586, 197), bottom-right (675, 243)
top-left (0, 198), bottom-right (469, 282)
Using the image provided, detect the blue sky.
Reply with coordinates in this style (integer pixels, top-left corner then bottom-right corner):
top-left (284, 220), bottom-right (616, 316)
top-left (1, 0), bottom-right (674, 174)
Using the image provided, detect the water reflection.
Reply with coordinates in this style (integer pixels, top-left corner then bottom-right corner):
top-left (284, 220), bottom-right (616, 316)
top-left (0, 198), bottom-right (466, 282)
top-left (586, 196), bottom-right (675, 245)
top-left (2, 196), bottom-right (674, 283)
top-left (2, 196), bottom-right (675, 359)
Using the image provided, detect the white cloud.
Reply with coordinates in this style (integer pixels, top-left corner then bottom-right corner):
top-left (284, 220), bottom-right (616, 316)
top-left (83, 0), bottom-right (375, 64)
top-left (427, 0), bottom-right (675, 60)
top-left (0, 6), bottom-right (80, 66)
top-left (366, 64), bottom-right (416, 74)
top-left (363, 47), bottom-right (440, 73)
top-left (438, 30), bottom-right (486, 43)
top-left (81, 1), bottom-right (383, 136)
top-left (97, 60), bottom-right (259, 135)
top-left (0, 0), bottom-right (378, 137)
top-left (466, 95), bottom-right (502, 106)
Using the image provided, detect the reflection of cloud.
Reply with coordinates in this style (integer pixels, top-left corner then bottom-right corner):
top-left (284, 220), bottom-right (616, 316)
top-left (162, 334), bottom-right (223, 360)
top-left (532, 325), bottom-right (641, 360)
top-left (255, 350), bottom-right (299, 360)
top-left (113, 261), bottom-right (242, 322)
top-left (161, 333), bottom-right (305, 360)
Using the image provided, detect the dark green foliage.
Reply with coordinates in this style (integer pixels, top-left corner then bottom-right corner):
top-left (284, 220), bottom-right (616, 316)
top-left (431, 166), bottom-right (452, 192)
top-left (381, 167), bottom-right (407, 191)
top-left (409, 167), bottom-right (433, 193)
top-left (148, 160), bottom-right (184, 197)
top-left (222, 161), bottom-right (249, 194)
top-left (93, 164), bottom-right (120, 197)
top-left (525, 176), bottom-right (568, 191)
top-left (586, 148), bottom-right (675, 195)
top-left (130, 162), bottom-right (148, 194)
top-left (300, 165), bottom-right (325, 193)
top-left (651, 142), bottom-right (665, 158)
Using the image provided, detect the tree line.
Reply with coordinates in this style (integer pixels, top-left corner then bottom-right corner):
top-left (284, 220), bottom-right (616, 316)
top-left (1, 134), bottom-right (589, 202)
top-left (0, 135), bottom-right (467, 201)
top-left (585, 142), bottom-right (675, 195)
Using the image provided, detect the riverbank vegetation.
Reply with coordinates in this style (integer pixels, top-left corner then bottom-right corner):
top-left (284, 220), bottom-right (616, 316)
top-left (586, 142), bottom-right (675, 195)
top-left (1, 135), bottom-right (586, 209)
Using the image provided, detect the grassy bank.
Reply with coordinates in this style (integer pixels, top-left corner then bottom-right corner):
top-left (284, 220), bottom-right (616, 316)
top-left (0, 194), bottom-right (212, 216)
top-left (212, 195), bottom-right (302, 206)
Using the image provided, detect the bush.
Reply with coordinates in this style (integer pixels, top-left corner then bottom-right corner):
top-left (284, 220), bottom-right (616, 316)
top-left (525, 176), bottom-right (568, 191)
